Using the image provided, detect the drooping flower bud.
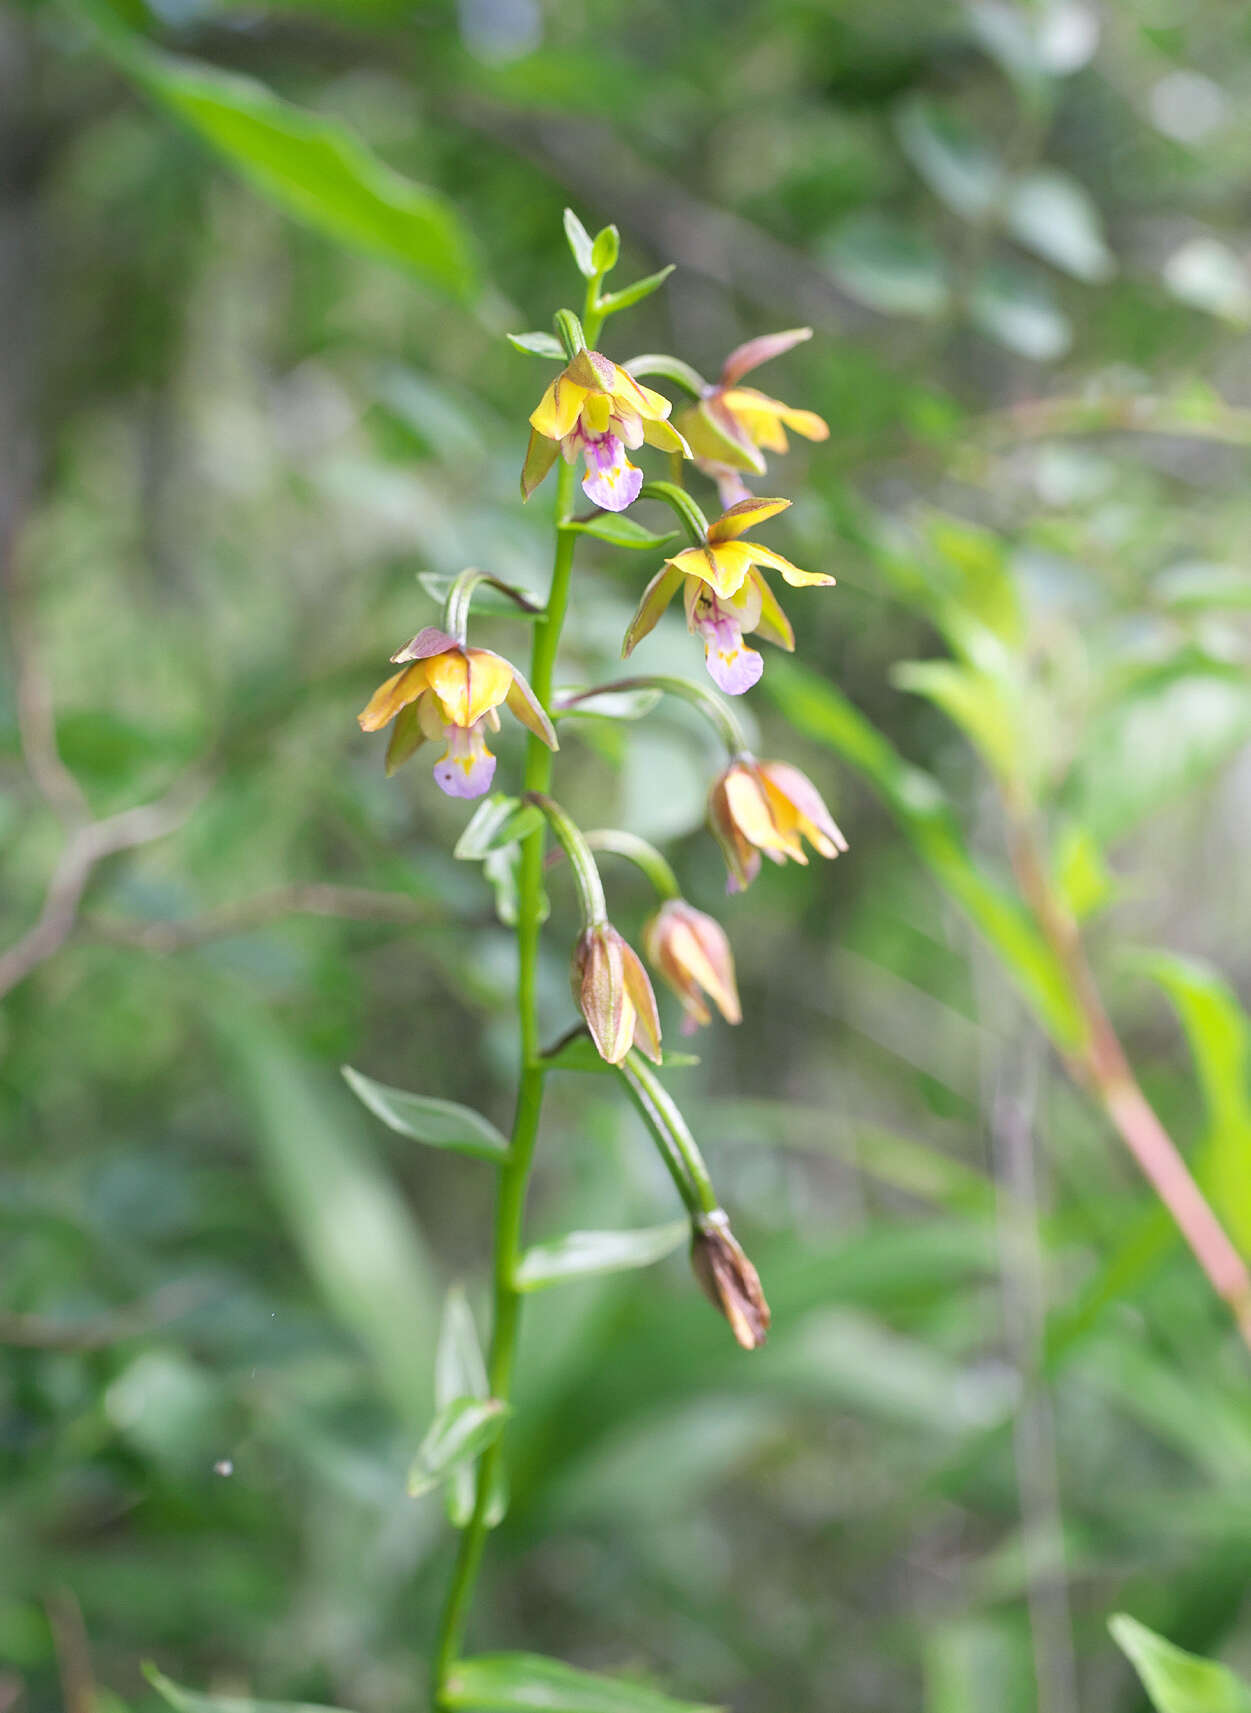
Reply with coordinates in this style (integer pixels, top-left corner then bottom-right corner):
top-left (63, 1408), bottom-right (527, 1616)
top-left (690, 1211), bottom-right (771, 1350)
top-left (643, 899), bottom-right (741, 1034)
top-left (572, 922), bottom-right (662, 1066)
top-left (708, 756), bottom-right (847, 892)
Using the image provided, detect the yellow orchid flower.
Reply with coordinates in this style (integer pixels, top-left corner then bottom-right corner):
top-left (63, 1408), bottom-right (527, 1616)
top-left (522, 348), bottom-right (689, 513)
top-left (643, 899), bottom-right (741, 1034)
top-left (622, 498), bottom-right (834, 695)
top-left (358, 627), bottom-right (556, 799)
top-left (675, 328), bottom-right (829, 506)
top-left (709, 756), bottom-right (847, 892)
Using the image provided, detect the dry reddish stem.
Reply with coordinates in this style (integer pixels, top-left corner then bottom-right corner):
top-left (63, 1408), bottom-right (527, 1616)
top-left (1006, 803), bottom-right (1251, 1348)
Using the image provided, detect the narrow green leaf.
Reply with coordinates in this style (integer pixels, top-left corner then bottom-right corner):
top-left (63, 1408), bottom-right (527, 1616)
top-left (454, 794), bottom-right (545, 861)
top-left (894, 97), bottom-right (1001, 220)
top-left (340, 1066), bottom-right (507, 1161)
top-left (891, 658), bottom-right (1024, 783)
top-left (143, 1664), bottom-right (353, 1713)
top-left (443, 1653), bottom-right (723, 1713)
top-left (765, 660), bottom-right (1086, 1051)
top-left (1155, 564), bottom-right (1251, 612)
top-left (516, 1222), bottom-right (689, 1292)
top-left (564, 513), bottom-right (679, 549)
top-left (507, 331), bottom-right (566, 358)
top-left (407, 1396), bottom-right (509, 1499)
top-left (1109, 1615), bottom-right (1251, 1713)
top-left (1136, 952), bottom-right (1251, 1251)
top-left (563, 207), bottom-right (597, 277)
top-left (81, 6), bottom-right (475, 299)
top-left (210, 1002), bottom-right (436, 1430)
top-left (598, 264), bottom-right (677, 315)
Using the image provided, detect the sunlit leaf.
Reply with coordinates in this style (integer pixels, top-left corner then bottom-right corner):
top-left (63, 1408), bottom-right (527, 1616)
top-left (407, 1396), bottom-right (509, 1498)
top-left (340, 1066), bottom-right (508, 1161)
top-left (80, 2), bottom-right (476, 299)
top-left (1110, 1614), bottom-right (1251, 1713)
top-left (1163, 238), bottom-right (1251, 326)
top-left (1005, 168), bottom-right (1113, 282)
top-left (970, 260), bottom-right (1071, 360)
top-left (508, 331), bottom-right (566, 358)
top-left (442, 1653), bottom-right (723, 1712)
top-left (516, 1222), bottom-right (689, 1292)
top-left (563, 207), bottom-right (597, 276)
top-left (1155, 564), bottom-right (1251, 611)
top-left (894, 97), bottom-right (1001, 220)
top-left (825, 213), bottom-right (951, 319)
top-left (598, 265), bottom-right (676, 315)
top-left (891, 658), bottom-right (1024, 784)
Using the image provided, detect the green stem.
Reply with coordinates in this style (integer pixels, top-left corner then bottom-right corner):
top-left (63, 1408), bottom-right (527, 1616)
top-left (525, 793), bottom-right (607, 925)
top-left (618, 1050), bottom-right (720, 1219)
top-left (583, 830), bottom-right (681, 902)
top-left (561, 673), bottom-right (750, 755)
top-left (431, 277), bottom-right (604, 1703)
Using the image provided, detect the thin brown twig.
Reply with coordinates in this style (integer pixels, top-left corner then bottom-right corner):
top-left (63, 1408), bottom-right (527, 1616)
top-left (44, 1589), bottom-right (95, 1713)
top-left (0, 1279), bottom-right (208, 1351)
top-left (85, 883), bottom-right (433, 952)
top-left (1004, 798), bottom-right (1251, 1347)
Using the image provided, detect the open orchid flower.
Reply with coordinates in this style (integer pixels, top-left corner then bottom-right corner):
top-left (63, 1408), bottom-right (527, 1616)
top-left (358, 627), bottom-right (556, 800)
top-left (675, 329), bottom-right (830, 507)
top-left (709, 756), bottom-right (847, 893)
top-left (522, 348), bottom-right (690, 513)
top-left (622, 498), bottom-right (833, 695)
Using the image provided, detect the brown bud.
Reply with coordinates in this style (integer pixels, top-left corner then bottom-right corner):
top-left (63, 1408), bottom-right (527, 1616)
top-left (690, 1211), bottom-right (771, 1350)
top-left (571, 922), bottom-right (662, 1066)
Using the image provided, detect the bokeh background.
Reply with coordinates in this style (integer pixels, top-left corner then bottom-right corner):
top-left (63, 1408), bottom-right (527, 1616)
top-left (5, 1), bottom-right (1251, 1710)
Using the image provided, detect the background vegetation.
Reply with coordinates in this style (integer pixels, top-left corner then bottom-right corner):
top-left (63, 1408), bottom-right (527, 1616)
top-left (5, 1), bottom-right (1251, 1710)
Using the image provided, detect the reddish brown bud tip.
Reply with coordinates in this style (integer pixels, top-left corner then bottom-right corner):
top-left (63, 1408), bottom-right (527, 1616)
top-left (690, 1212), bottom-right (771, 1350)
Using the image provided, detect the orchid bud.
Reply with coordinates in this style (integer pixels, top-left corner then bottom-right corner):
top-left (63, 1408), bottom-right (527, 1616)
top-left (643, 899), bottom-right (741, 1034)
top-left (690, 1211), bottom-right (771, 1350)
top-left (572, 922), bottom-right (662, 1066)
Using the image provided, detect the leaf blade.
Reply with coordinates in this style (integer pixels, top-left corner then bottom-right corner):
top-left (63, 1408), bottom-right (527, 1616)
top-left (340, 1066), bottom-right (508, 1161)
top-left (516, 1222), bottom-right (690, 1292)
top-left (443, 1653), bottom-right (723, 1713)
top-left (407, 1397), bottom-right (510, 1499)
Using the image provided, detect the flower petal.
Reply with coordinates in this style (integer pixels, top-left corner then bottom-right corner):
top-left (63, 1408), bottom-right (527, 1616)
top-left (741, 542), bottom-right (834, 588)
top-left (521, 427), bottom-right (559, 500)
top-left (606, 365), bottom-right (673, 422)
top-left (391, 627), bottom-right (460, 664)
top-left (384, 697), bottom-right (428, 775)
top-left (759, 761), bottom-right (848, 858)
top-left (725, 765), bottom-right (806, 863)
top-left (723, 387), bottom-right (829, 450)
top-left (530, 373), bottom-right (589, 441)
top-left (747, 570), bottom-right (795, 651)
top-left (706, 497), bottom-right (791, 544)
top-left (358, 662), bottom-right (428, 731)
top-left (719, 327), bottom-right (813, 386)
top-left (503, 670), bottom-right (558, 749)
top-left (623, 563), bottom-right (683, 656)
top-left (425, 648), bottom-right (514, 727)
top-left (621, 940), bottom-right (663, 1063)
top-left (676, 398), bottom-right (766, 473)
top-left (640, 415), bottom-right (692, 456)
top-left (581, 435), bottom-right (643, 512)
top-left (433, 725), bottom-right (497, 799)
top-left (567, 349), bottom-right (615, 391)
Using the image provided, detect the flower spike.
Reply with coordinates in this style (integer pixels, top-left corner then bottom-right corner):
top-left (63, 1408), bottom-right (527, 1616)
top-left (359, 629), bottom-right (555, 800)
top-left (523, 347), bottom-right (690, 513)
top-left (675, 328), bottom-right (829, 507)
top-left (623, 499), bottom-right (833, 695)
top-left (709, 757), bottom-right (847, 892)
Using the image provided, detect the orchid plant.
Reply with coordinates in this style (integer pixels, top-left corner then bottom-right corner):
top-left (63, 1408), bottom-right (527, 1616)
top-left (347, 211), bottom-right (843, 1710)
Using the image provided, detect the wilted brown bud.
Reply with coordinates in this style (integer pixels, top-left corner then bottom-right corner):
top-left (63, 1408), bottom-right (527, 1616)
top-left (571, 921), bottom-right (662, 1066)
top-left (708, 756), bottom-right (846, 893)
top-left (643, 899), bottom-right (741, 1034)
top-left (690, 1211), bottom-right (771, 1350)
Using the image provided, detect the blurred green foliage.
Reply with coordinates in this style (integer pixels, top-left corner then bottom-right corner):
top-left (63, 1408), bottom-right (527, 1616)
top-left (5, 1), bottom-right (1251, 1711)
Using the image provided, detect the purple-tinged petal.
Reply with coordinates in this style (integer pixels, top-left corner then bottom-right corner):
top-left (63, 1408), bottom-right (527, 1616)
top-left (433, 723), bottom-right (497, 799)
top-left (581, 435), bottom-right (643, 512)
top-left (391, 627), bottom-right (460, 664)
top-left (719, 327), bottom-right (813, 386)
